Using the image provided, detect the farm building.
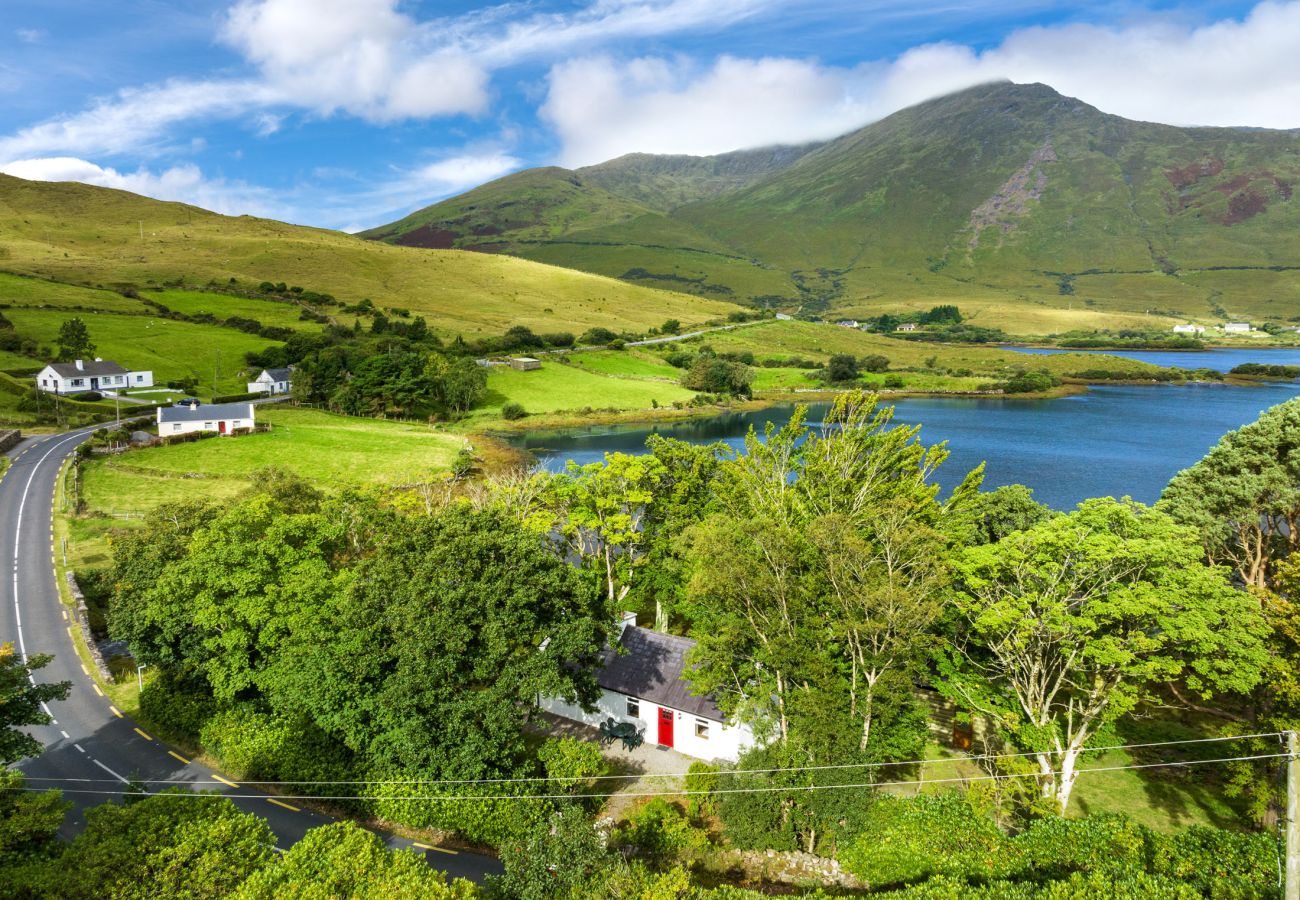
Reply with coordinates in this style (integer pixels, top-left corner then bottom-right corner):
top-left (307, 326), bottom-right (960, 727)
top-left (247, 367), bottom-right (292, 395)
top-left (36, 359), bottom-right (153, 395)
top-left (509, 357), bottom-right (542, 371)
top-left (1172, 324), bottom-right (1205, 334)
top-left (1223, 322), bottom-right (1253, 333)
top-left (539, 613), bottom-right (756, 762)
top-left (158, 400), bottom-right (255, 437)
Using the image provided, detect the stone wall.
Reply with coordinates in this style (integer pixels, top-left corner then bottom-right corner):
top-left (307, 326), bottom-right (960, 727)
top-left (0, 430), bottom-right (21, 454)
top-left (66, 571), bottom-right (113, 681)
top-left (711, 849), bottom-right (864, 889)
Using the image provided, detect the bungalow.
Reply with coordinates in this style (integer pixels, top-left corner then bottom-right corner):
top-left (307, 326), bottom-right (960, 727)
top-left (246, 367), bottom-right (292, 395)
top-left (1172, 324), bottom-right (1206, 334)
top-left (774, 313), bottom-right (794, 321)
top-left (836, 319), bottom-right (860, 329)
top-left (35, 359), bottom-right (153, 395)
top-left (539, 614), bottom-right (756, 763)
top-left (1223, 322), bottom-right (1253, 333)
top-left (157, 400), bottom-right (255, 437)
top-left (896, 323), bottom-right (919, 333)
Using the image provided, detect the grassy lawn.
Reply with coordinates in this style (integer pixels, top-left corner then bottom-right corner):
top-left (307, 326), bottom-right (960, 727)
top-left (80, 407), bottom-right (464, 517)
top-left (564, 349), bottom-right (684, 380)
top-left (474, 359), bottom-right (698, 419)
top-left (145, 289), bottom-right (322, 332)
top-left (0, 271), bottom-right (148, 313)
top-left (2, 308), bottom-right (281, 396)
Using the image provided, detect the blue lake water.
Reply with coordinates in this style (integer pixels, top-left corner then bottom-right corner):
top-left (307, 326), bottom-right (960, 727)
top-left (511, 366), bottom-right (1300, 510)
top-left (1001, 345), bottom-right (1300, 372)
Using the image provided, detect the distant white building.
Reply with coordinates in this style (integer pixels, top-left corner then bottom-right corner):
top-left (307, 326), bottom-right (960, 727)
top-left (1223, 322), bottom-right (1253, 333)
top-left (539, 614), bottom-right (756, 763)
top-left (246, 367), bottom-right (292, 395)
top-left (1172, 324), bottom-right (1206, 334)
top-left (35, 359), bottom-right (153, 395)
top-left (774, 313), bottom-right (793, 321)
top-left (157, 400), bottom-right (255, 437)
top-left (896, 323), bottom-right (920, 333)
top-left (836, 319), bottom-right (860, 329)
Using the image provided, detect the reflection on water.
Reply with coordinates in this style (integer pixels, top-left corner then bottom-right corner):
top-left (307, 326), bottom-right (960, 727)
top-left (508, 380), bottom-right (1300, 511)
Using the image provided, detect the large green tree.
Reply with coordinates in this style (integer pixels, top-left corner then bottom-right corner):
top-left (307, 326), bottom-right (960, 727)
top-left (939, 498), bottom-right (1268, 814)
top-left (55, 316), bottom-right (94, 362)
top-left (1159, 397), bottom-right (1300, 589)
top-left (1, 644), bottom-right (71, 764)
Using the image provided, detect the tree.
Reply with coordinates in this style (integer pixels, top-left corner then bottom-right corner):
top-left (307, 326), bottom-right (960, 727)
top-left (275, 505), bottom-right (610, 777)
top-left (234, 822), bottom-right (471, 899)
top-left (550, 453), bottom-right (667, 626)
top-left (965, 484), bottom-right (1055, 545)
top-left (55, 316), bottom-right (94, 361)
top-left (1, 644), bottom-right (71, 763)
top-left (686, 393), bottom-right (980, 754)
top-left (680, 356), bottom-right (753, 397)
top-left (433, 356), bottom-right (487, 413)
top-left (860, 354), bottom-right (890, 373)
top-left (939, 498), bottom-right (1269, 814)
top-left (824, 353), bottom-right (859, 383)
top-left (1160, 398), bottom-right (1300, 589)
top-left (51, 792), bottom-right (275, 899)
top-left (498, 806), bottom-right (614, 900)
top-left (660, 319), bottom-right (681, 335)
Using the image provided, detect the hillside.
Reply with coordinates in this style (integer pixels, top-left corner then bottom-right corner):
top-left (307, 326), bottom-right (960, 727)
top-left (365, 82), bottom-right (1300, 334)
top-left (0, 174), bottom-right (739, 338)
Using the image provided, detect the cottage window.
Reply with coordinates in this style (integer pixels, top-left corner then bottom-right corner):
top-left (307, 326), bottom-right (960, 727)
top-left (626, 697), bottom-right (640, 718)
top-left (136, 374), bottom-right (144, 383)
top-left (172, 424), bottom-right (181, 432)
top-left (204, 422), bottom-right (213, 428)
top-left (694, 719), bottom-right (709, 739)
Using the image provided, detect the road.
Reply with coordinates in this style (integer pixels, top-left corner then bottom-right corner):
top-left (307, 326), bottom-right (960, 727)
top-left (2, 427), bottom-right (502, 883)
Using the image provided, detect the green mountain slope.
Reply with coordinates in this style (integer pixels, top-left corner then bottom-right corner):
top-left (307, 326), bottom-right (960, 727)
top-left (0, 174), bottom-right (740, 337)
top-left (366, 82), bottom-right (1300, 333)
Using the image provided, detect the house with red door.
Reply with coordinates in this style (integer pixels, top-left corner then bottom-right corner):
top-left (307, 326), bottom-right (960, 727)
top-left (539, 613), bottom-right (756, 762)
top-left (157, 400), bottom-right (255, 437)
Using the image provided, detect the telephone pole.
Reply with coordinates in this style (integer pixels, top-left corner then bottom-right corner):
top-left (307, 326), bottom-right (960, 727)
top-left (1288, 730), bottom-right (1298, 900)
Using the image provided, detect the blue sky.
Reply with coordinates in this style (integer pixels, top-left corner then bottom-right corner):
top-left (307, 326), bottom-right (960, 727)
top-left (3, 1), bottom-right (1296, 231)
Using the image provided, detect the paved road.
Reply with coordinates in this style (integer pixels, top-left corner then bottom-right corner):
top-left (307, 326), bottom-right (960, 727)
top-left (2, 428), bottom-right (502, 883)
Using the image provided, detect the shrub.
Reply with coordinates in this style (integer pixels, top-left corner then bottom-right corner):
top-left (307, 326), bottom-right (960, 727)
top-left (501, 402), bottom-right (528, 421)
top-left (612, 799), bottom-right (710, 868)
top-left (1148, 825), bottom-right (1277, 898)
top-left (609, 339), bottom-right (627, 350)
top-left (70, 391), bottom-right (103, 402)
top-left (825, 353), bottom-right (859, 382)
top-left (883, 374), bottom-right (905, 389)
top-left (1009, 813), bottom-right (1148, 880)
top-left (137, 673), bottom-right (219, 740)
top-left (836, 794), bottom-right (1004, 888)
top-left (1001, 370), bottom-right (1061, 394)
top-left (861, 354), bottom-right (890, 373)
top-left (538, 738), bottom-right (607, 789)
top-left (211, 391), bottom-right (264, 403)
top-left (684, 761), bottom-right (719, 819)
top-left (665, 351), bottom-right (694, 369)
top-left (579, 327), bottom-right (618, 346)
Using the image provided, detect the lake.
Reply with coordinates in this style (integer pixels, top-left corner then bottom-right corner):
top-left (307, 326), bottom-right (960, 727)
top-left (512, 370), bottom-right (1300, 510)
top-left (1001, 344), bottom-right (1300, 372)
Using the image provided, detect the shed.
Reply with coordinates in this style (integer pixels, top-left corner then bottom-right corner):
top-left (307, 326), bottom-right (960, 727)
top-left (509, 357), bottom-right (542, 371)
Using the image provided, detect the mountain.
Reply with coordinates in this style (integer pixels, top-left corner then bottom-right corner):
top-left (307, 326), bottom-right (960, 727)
top-left (364, 82), bottom-right (1300, 332)
top-left (0, 174), bottom-right (739, 337)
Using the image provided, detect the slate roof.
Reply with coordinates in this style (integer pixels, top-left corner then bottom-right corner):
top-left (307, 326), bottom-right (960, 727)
top-left (47, 360), bottom-right (128, 378)
top-left (596, 626), bottom-right (725, 721)
top-left (257, 367), bottom-right (292, 382)
top-left (158, 402), bottom-right (255, 424)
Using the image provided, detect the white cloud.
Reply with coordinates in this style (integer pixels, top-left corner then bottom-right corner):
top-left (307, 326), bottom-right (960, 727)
top-left (0, 156), bottom-right (281, 218)
top-left (543, 0), bottom-right (1300, 165)
top-left (16, 28), bottom-right (45, 44)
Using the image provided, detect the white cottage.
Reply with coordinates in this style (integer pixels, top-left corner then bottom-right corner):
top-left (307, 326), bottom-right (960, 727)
top-left (540, 614), bottom-right (756, 763)
top-left (246, 367), bottom-right (292, 395)
top-left (36, 359), bottom-right (153, 395)
top-left (157, 400), bottom-right (255, 437)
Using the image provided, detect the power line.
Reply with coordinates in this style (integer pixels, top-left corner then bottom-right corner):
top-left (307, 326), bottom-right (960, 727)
top-left (18, 731), bottom-right (1287, 788)
top-left (6, 752), bottom-right (1289, 803)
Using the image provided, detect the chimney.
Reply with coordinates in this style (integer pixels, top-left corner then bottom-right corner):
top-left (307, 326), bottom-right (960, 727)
top-left (186, 399), bottom-right (200, 410)
top-left (618, 611), bottom-right (637, 636)
top-left (74, 359), bottom-right (83, 370)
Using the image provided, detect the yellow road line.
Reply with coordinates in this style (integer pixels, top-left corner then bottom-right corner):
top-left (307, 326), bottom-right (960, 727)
top-left (108, 705), bottom-right (123, 718)
top-left (212, 774), bottom-right (239, 788)
top-left (414, 842), bottom-right (458, 855)
top-left (267, 798), bottom-right (300, 812)
top-left (92, 683), bottom-right (103, 696)
top-left (133, 727), bottom-right (152, 741)
top-left (80, 663), bottom-right (89, 675)
top-left (167, 750), bottom-right (191, 765)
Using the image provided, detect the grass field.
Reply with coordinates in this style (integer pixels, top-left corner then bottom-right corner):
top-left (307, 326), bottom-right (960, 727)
top-left (80, 407), bottom-right (465, 517)
top-left (474, 358), bottom-right (698, 420)
top-left (2, 307), bottom-right (280, 396)
top-left (144, 289), bottom-right (321, 332)
top-left (0, 175), bottom-right (741, 338)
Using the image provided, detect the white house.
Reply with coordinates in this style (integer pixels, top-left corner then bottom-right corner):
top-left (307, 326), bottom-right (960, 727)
top-left (539, 614), bottom-right (756, 763)
top-left (836, 319), bottom-right (860, 329)
top-left (1172, 324), bottom-right (1206, 334)
top-left (246, 367), bottom-right (292, 395)
top-left (774, 313), bottom-right (794, 321)
top-left (1223, 322), bottom-right (1253, 333)
top-left (896, 323), bottom-right (920, 333)
top-left (157, 400), bottom-right (255, 437)
top-left (36, 359), bottom-right (153, 395)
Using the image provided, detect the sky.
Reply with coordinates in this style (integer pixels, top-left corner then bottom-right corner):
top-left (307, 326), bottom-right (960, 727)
top-left (2, 0), bottom-right (1298, 232)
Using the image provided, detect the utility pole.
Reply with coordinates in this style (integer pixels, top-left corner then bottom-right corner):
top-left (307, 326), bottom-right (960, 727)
top-left (1287, 730), bottom-right (1298, 900)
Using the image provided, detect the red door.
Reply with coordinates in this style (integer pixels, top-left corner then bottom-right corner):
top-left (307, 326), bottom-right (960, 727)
top-left (218, 420), bottom-right (227, 434)
top-left (657, 708), bottom-right (674, 748)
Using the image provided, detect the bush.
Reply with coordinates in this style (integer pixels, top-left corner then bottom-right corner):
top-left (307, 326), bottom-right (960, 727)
top-left (609, 339), bottom-right (627, 350)
top-left (612, 799), bottom-right (710, 868)
top-left (861, 354), bottom-right (890, 373)
top-left (211, 391), bottom-right (264, 403)
top-left (70, 391), bottom-right (103, 402)
top-left (1009, 813), bottom-right (1148, 880)
top-left (538, 738), bottom-right (607, 788)
top-left (1148, 825), bottom-right (1277, 898)
top-left (825, 353), bottom-right (859, 383)
top-left (1001, 370), bottom-right (1062, 394)
top-left (836, 794), bottom-right (1004, 888)
top-left (883, 374), bottom-right (905, 389)
top-left (665, 351), bottom-right (694, 369)
top-left (681, 357), bottom-right (753, 397)
top-left (501, 402), bottom-right (528, 421)
top-left (579, 327), bottom-right (618, 346)
top-left (684, 761), bottom-right (719, 819)
top-left (137, 673), bottom-right (219, 740)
